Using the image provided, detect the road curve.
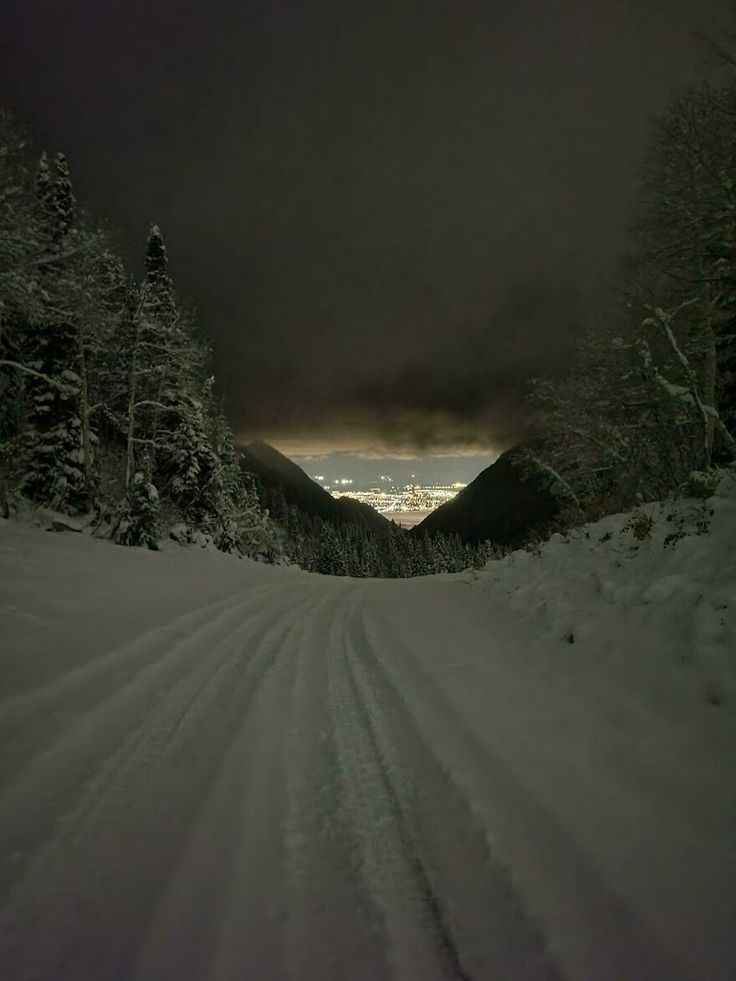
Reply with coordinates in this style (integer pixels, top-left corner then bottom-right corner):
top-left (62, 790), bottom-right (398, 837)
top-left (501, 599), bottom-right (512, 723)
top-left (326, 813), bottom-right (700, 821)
top-left (0, 573), bottom-right (565, 981)
top-left (1, 558), bottom-right (725, 981)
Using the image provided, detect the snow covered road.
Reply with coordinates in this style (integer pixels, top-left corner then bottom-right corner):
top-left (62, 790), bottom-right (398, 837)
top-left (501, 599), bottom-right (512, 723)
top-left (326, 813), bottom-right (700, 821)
top-left (1, 523), bottom-right (735, 980)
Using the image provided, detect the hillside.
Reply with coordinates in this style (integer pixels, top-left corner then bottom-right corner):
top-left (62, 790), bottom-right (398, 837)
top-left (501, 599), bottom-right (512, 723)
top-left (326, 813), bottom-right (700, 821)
top-left (238, 440), bottom-right (392, 533)
top-left (415, 447), bottom-right (558, 546)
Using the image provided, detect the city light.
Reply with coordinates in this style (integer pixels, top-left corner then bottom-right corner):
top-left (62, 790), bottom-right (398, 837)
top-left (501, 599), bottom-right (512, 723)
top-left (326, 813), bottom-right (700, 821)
top-left (328, 481), bottom-right (466, 516)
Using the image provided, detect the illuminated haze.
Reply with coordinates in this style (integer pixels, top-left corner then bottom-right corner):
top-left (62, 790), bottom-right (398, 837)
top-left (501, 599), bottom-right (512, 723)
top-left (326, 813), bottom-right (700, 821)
top-left (1, 0), bottom-right (731, 462)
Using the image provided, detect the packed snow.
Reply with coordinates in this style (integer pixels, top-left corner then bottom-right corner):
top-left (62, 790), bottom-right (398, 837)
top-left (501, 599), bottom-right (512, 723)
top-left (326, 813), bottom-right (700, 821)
top-left (0, 475), bottom-right (734, 980)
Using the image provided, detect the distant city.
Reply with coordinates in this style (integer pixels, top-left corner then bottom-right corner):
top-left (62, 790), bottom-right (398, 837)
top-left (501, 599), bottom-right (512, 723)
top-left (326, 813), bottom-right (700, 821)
top-left (293, 452), bottom-right (493, 527)
top-left (301, 470), bottom-right (469, 528)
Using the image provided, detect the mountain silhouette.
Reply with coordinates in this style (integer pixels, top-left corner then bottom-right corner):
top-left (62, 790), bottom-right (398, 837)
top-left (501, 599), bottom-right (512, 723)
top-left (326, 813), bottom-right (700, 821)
top-left (239, 440), bottom-right (393, 533)
top-left (415, 447), bottom-right (558, 546)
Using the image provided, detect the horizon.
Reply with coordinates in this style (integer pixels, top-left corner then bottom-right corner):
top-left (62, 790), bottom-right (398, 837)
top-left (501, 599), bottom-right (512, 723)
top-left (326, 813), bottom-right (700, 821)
top-left (291, 451), bottom-right (495, 486)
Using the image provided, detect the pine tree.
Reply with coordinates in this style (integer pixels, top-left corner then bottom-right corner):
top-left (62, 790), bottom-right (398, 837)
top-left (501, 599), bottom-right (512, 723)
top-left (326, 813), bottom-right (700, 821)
top-left (121, 224), bottom-right (183, 500)
top-left (51, 153), bottom-right (75, 241)
top-left (35, 152), bottom-right (54, 227)
top-left (1, 113), bottom-right (40, 513)
top-left (115, 462), bottom-right (161, 549)
top-left (420, 533), bottom-right (438, 574)
top-left (142, 224), bottom-right (176, 324)
top-left (20, 151), bottom-right (90, 512)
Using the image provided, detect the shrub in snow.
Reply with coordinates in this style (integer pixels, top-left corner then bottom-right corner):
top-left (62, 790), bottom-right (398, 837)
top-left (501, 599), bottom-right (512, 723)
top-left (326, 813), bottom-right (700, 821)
top-left (114, 471), bottom-right (161, 550)
top-left (20, 411), bottom-right (91, 515)
top-left (685, 470), bottom-right (719, 500)
top-left (477, 469), bottom-right (736, 709)
top-left (622, 510), bottom-right (655, 542)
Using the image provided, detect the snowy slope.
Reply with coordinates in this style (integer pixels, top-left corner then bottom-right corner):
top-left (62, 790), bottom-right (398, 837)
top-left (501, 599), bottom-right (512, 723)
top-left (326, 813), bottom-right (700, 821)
top-left (0, 481), bottom-right (734, 981)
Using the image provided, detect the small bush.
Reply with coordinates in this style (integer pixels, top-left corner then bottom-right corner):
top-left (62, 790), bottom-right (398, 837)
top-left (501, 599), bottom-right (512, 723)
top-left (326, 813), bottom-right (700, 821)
top-left (623, 510), bottom-right (654, 541)
top-left (686, 471), bottom-right (719, 500)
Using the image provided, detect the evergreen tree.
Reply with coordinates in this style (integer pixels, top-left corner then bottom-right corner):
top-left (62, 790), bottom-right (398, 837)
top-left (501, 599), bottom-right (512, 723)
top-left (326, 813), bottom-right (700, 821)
top-left (115, 462), bottom-right (161, 549)
top-left (118, 224), bottom-right (199, 539)
top-left (1, 107), bottom-right (282, 558)
top-left (34, 152), bottom-right (54, 226)
top-left (51, 153), bottom-right (75, 241)
top-left (420, 534), bottom-right (438, 575)
top-left (210, 415), bottom-right (281, 558)
top-left (20, 151), bottom-right (90, 512)
top-left (1, 118), bottom-right (47, 513)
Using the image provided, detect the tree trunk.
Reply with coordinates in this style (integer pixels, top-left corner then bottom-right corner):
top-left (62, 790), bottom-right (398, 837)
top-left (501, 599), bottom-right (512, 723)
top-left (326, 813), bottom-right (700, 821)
top-left (77, 324), bottom-right (93, 493)
top-left (125, 318), bottom-right (141, 492)
top-left (703, 322), bottom-right (717, 464)
top-left (125, 370), bottom-right (137, 491)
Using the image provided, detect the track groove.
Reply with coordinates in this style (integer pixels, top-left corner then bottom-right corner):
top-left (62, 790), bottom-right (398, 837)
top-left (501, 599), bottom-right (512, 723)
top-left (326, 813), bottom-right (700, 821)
top-left (0, 585), bottom-right (317, 981)
top-left (345, 607), bottom-right (564, 980)
top-left (343, 627), bottom-right (473, 981)
top-left (359, 600), bottom-right (693, 981)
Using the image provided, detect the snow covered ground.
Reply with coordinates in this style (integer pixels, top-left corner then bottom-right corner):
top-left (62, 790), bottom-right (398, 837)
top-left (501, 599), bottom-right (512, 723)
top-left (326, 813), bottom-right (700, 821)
top-left (0, 476), bottom-right (734, 980)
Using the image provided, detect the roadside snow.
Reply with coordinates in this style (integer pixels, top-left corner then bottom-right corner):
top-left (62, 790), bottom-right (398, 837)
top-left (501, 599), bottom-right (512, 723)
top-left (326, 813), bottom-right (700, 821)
top-left (475, 467), bottom-right (736, 714)
top-left (447, 468), bottom-right (736, 977)
top-left (0, 477), bottom-right (734, 980)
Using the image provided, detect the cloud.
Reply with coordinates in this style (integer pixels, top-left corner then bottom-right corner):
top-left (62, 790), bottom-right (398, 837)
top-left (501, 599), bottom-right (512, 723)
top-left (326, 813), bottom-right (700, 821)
top-left (3, 0), bottom-right (730, 456)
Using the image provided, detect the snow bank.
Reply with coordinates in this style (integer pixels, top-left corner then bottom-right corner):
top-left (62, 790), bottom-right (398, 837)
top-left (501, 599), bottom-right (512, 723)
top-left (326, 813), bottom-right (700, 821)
top-left (433, 469), bottom-right (736, 978)
top-left (475, 467), bottom-right (736, 715)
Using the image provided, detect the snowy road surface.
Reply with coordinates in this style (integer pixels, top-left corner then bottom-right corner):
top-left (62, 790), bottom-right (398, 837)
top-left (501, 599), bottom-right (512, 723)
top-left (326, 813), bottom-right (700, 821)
top-left (1, 524), bottom-right (735, 980)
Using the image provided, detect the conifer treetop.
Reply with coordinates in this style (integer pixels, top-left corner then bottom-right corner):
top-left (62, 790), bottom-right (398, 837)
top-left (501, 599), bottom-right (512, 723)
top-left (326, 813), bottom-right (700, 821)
top-left (35, 152), bottom-right (53, 212)
top-left (36, 151), bottom-right (50, 180)
top-left (50, 151), bottom-right (75, 238)
top-left (145, 224), bottom-right (168, 282)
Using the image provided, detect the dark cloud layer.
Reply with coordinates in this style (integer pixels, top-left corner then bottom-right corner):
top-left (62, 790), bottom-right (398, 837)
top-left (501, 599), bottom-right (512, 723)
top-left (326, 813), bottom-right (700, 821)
top-left (1, 0), bottom-right (730, 453)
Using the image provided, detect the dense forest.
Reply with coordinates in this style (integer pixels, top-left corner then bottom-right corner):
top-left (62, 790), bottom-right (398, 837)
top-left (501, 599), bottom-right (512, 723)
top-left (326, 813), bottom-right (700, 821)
top-left (0, 118), bottom-right (281, 559)
top-left (257, 482), bottom-right (497, 575)
top-left (1, 51), bottom-right (735, 574)
top-left (523, 55), bottom-right (736, 518)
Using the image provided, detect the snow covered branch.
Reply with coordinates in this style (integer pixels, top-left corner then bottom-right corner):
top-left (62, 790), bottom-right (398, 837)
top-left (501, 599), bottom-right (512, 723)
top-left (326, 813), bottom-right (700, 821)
top-left (0, 359), bottom-right (77, 393)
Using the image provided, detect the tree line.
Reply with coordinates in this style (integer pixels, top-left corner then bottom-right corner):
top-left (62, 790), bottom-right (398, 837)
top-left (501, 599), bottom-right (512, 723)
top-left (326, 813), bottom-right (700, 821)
top-left (525, 55), bottom-right (736, 523)
top-left (258, 484), bottom-right (497, 577)
top-left (0, 111), bottom-right (276, 558)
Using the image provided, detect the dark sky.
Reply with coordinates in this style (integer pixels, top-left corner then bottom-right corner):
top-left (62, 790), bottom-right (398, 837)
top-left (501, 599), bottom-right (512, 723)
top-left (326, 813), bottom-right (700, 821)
top-left (1, 0), bottom-right (731, 456)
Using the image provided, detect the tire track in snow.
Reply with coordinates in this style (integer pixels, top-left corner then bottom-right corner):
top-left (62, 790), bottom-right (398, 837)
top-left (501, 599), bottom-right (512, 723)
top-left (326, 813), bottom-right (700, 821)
top-left (0, 582), bottom-right (316, 981)
top-left (129, 583), bottom-right (333, 981)
top-left (201, 581), bottom-right (348, 981)
top-left (328, 589), bottom-right (457, 981)
top-left (0, 579), bottom-right (279, 772)
top-left (346, 609), bottom-right (564, 981)
top-left (0, 580), bottom-right (306, 901)
top-left (360, 598), bottom-right (693, 981)
top-left (280, 581), bottom-right (390, 981)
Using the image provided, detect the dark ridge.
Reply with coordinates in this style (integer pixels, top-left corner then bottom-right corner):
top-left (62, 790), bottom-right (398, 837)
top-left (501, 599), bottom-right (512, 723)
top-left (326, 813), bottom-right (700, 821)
top-left (238, 440), bottom-right (393, 533)
top-left (414, 447), bottom-right (558, 547)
